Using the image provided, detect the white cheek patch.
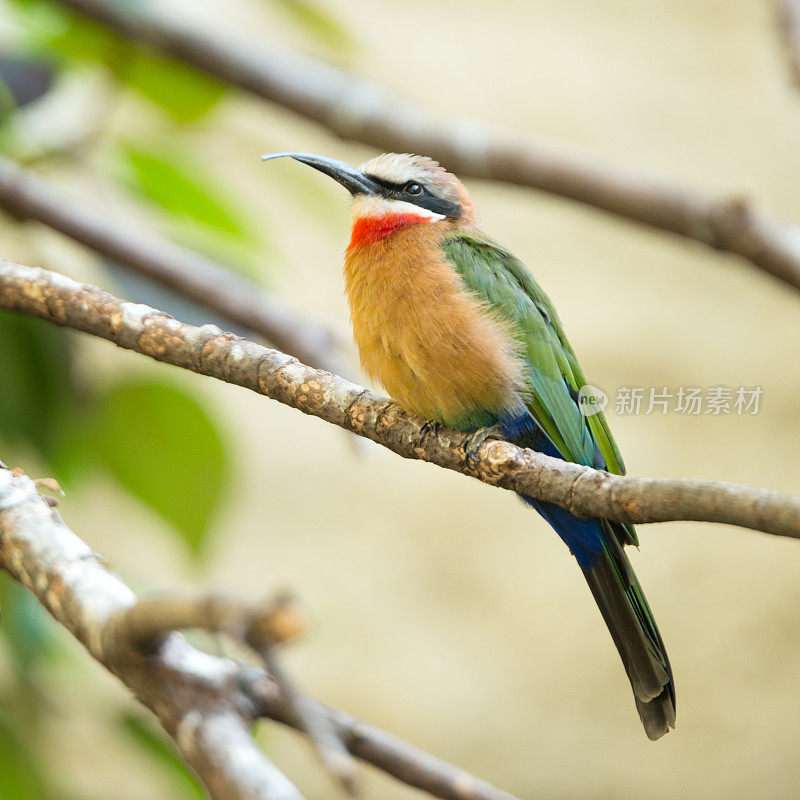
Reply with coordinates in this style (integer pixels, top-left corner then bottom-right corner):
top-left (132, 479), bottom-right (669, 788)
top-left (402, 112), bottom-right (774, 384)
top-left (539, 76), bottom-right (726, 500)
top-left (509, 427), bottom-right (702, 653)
top-left (353, 195), bottom-right (445, 222)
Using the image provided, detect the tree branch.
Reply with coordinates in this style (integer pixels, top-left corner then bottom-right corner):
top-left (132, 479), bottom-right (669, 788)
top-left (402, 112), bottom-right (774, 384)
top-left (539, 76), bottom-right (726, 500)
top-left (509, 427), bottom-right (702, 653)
top-left (114, 592), bottom-right (306, 650)
top-left (0, 154), bottom-right (341, 372)
top-left (0, 467), bottom-right (306, 800)
top-left (115, 593), bottom-right (359, 793)
top-left (52, 0), bottom-right (800, 293)
top-left (0, 464), bottom-right (521, 800)
top-left (2, 258), bottom-right (799, 540)
top-left (779, 0), bottom-right (800, 87)
top-left (257, 639), bottom-right (358, 794)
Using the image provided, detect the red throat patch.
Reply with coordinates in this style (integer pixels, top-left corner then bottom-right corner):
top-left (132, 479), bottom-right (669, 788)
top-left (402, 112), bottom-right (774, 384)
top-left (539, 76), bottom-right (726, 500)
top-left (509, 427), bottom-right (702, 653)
top-left (347, 214), bottom-right (431, 251)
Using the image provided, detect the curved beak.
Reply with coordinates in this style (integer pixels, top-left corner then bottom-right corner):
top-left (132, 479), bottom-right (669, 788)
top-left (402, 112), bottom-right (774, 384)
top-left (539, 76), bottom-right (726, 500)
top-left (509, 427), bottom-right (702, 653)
top-left (261, 152), bottom-right (381, 196)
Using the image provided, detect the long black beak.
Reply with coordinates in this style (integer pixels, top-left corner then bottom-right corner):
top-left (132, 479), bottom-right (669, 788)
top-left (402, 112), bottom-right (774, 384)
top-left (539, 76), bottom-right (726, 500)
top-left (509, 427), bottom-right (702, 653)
top-left (261, 152), bottom-right (381, 196)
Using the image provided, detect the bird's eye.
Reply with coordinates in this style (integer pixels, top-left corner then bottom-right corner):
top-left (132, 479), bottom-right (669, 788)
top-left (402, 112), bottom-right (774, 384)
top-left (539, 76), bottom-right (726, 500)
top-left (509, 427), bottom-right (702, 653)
top-left (404, 181), bottom-right (423, 195)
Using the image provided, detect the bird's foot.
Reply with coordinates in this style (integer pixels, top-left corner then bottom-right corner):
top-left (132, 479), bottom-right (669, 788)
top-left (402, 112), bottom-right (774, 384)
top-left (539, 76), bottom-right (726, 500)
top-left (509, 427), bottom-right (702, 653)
top-left (418, 419), bottom-right (442, 444)
top-left (463, 424), bottom-right (503, 465)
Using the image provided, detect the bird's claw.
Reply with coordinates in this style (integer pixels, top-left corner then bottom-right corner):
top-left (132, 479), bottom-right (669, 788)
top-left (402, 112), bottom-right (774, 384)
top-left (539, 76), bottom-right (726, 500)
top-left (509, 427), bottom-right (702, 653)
top-left (419, 420), bottom-right (442, 443)
top-left (464, 424), bottom-right (503, 465)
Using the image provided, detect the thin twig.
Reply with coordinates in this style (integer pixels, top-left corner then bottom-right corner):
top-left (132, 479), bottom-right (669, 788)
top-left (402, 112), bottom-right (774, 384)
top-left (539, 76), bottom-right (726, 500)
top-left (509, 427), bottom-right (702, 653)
top-left (0, 154), bottom-right (340, 371)
top-left (245, 672), bottom-right (521, 800)
top-left (0, 469), bottom-right (306, 800)
top-left (52, 0), bottom-right (800, 293)
top-left (0, 465), bottom-right (521, 800)
top-left (2, 259), bottom-right (799, 540)
top-left (112, 593), bottom-right (305, 649)
top-left (114, 592), bottom-right (359, 793)
top-left (258, 642), bottom-right (359, 795)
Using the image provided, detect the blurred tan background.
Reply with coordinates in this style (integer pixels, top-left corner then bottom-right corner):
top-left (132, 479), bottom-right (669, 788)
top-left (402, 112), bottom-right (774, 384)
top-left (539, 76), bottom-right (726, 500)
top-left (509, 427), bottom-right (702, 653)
top-left (2, 0), bottom-right (800, 798)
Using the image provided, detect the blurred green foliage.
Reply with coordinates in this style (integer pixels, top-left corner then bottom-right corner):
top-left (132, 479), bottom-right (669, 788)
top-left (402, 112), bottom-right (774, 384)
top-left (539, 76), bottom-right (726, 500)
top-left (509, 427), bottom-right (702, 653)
top-left (0, 0), bottom-right (353, 793)
top-left (0, 574), bottom-right (62, 800)
top-left (117, 143), bottom-right (257, 244)
top-left (10, 0), bottom-right (229, 119)
top-left (0, 312), bottom-right (75, 461)
top-left (88, 379), bottom-right (229, 558)
top-left (122, 55), bottom-right (227, 124)
top-left (270, 0), bottom-right (355, 54)
top-left (0, 575), bottom-right (56, 676)
top-left (121, 713), bottom-right (205, 799)
top-left (0, 312), bottom-right (227, 559)
top-left (0, 711), bottom-right (51, 800)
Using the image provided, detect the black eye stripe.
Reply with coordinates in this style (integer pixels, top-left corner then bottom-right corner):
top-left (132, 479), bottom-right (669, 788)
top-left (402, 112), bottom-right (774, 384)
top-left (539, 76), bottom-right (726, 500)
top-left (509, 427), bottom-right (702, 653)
top-left (363, 173), bottom-right (462, 219)
top-left (364, 175), bottom-right (410, 191)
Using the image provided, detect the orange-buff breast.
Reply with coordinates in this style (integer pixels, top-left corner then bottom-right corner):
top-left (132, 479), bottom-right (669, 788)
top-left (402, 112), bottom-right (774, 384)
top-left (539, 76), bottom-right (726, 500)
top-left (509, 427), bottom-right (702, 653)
top-left (343, 217), bottom-right (525, 429)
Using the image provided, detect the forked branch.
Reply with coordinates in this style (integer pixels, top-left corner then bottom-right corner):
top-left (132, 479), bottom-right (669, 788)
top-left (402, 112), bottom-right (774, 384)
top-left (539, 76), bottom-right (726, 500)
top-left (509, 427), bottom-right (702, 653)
top-left (0, 465), bottom-right (521, 800)
top-left (113, 592), bottom-right (358, 793)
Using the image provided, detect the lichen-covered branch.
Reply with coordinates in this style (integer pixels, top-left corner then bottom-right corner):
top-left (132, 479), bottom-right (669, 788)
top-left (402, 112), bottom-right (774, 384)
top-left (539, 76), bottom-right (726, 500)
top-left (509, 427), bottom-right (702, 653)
top-left (2, 259), bottom-right (799, 540)
top-left (0, 467), bottom-right (306, 800)
top-left (52, 0), bottom-right (800, 293)
top-left (0, 464), bottom-right (522, 800)
top-left (0, 154), bottom-right (341, 372)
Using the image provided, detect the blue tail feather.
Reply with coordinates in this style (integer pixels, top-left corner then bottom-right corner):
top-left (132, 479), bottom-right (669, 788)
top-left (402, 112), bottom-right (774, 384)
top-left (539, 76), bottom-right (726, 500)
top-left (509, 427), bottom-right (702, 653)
top-left (499, 410), bottom-right (605, 569)
top-left (521, 495), bottom-right (605, 569)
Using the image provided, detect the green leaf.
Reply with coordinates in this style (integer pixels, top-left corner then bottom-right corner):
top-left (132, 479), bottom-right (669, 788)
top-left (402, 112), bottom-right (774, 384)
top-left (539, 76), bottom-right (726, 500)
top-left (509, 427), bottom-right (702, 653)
top-left (121, 713), bottom-right (204, 799)
top-left (9, 3), bottom-right (225, 123)
top-left (116, 143), bottom-right (256, 243)
top-left (0, 711), bottom-right (50, 800)
top-left (91, 379), bottom-right (228, 558)
top-left (121, 52), bottom-right (227, 123)
top-left (157, 217), bottom-right (273, 281)
top-left (48, 14), bottom-right (227, 122)
top-left (0, 311), bottom-right (75, 463)
top-left (270, 0), bottom-right (355, 53)
top-left (33, 8), bottom-right (127, 65)
top-left (0, 77), bottom-right (19, 123)
top-left (0, 574), bottom-right (56, 673)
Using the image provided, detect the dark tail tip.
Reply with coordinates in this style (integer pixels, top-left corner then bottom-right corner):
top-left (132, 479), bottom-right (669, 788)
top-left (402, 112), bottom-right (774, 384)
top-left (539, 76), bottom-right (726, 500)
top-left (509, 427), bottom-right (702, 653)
top-left (637, 688), bottom-right (676, 741)
top-left (582, 531), bottom-right (676, 740)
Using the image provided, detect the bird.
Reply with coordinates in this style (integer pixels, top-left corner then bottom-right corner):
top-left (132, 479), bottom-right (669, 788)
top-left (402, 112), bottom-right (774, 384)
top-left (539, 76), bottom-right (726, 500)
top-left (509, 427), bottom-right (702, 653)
top-left (262, 150), bottom-right (676, 740)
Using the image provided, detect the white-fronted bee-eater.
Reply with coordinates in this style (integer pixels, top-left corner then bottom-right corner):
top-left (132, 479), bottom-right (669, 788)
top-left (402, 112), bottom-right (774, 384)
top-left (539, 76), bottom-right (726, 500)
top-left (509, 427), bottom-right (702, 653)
top-left (263, 151), bottom-right (676, 740)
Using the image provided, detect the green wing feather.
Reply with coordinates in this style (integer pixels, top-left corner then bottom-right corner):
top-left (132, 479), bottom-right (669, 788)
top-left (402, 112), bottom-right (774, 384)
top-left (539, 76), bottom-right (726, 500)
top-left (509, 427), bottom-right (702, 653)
top-left (442, 230), bottom-right (635, 541)
top-left (441, 232), bottom-right (621, 465)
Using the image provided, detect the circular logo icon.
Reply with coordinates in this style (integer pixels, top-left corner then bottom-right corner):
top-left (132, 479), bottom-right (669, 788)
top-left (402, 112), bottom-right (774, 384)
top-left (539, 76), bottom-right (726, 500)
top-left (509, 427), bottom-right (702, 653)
top-left (577, 384), bottom-right (608, 416)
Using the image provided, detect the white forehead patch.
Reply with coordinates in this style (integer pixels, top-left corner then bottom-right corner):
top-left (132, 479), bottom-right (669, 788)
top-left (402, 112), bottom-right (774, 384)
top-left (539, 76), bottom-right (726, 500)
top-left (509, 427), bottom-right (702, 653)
top-left (352, 195), bottom-right (445, 221)
top-left (361, 159), bottom-right (420, 185)
top-left (359, 153), bottom-right (447, 188)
